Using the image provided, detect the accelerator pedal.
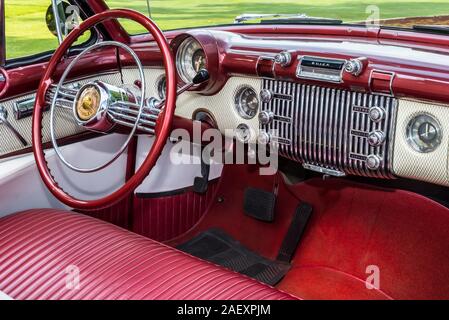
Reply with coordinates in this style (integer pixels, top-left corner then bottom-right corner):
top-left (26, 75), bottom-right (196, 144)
top-left (277, 203), bottom-right (313, 263)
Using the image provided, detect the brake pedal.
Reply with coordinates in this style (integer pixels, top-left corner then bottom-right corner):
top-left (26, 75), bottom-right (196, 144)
top-left (243, 187), bottom-right (277, 222)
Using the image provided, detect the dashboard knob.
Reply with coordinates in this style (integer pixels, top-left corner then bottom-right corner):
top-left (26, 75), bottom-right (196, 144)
top-left (235, 123), bottom-right (251, 143)
top-left (260, 89), bottom-right (273, 103)
top-left (368, 130), bottom-right (386, 146)
top-left (258, 111), bottom-right (274, 125)
top-left (274, 51), bottom-right (292, 67)
top-left (344, 58), bottom-right (364, 76)
top-left (369, 106), bottom-right (386, 122)
top-left (366, 154), bottom-right (382, 171)
top-left (258, 131), bottom-right (271, 145)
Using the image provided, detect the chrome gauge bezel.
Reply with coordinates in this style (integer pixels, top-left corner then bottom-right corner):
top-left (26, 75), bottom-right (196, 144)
top-left (234, 86), bottom-right (260, 120)
top-left (175, 37), bottom-right (206, 84)
top-left (156, 75), bottom-right (167, 100)
top-left (406, 113), bottom-right (442, 153)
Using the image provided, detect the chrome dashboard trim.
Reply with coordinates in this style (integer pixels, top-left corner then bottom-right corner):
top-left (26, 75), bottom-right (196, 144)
top-left (260, 78), bottom-right (398, 178)
top-left (296, 56), bottom-right (346, 84)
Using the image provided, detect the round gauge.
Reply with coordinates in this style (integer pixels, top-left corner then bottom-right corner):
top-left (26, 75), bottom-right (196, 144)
top-left (156, 76), bottom-right (166, 100)
top-left (192, 49), bottom-right (206, 73)
top-left (406, 114), bottom-right (442, 153)
top-left (234, 87), bottom-right (259, 119)
top-left (176, 37), bottom-right (207, 84)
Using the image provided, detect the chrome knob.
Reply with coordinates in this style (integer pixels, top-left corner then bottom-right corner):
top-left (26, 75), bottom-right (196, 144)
top-left (258, 111), bottom-right (274, 125)
top-left (274, 51), bottom-right (292, 67)
top-left (258, 131), bottom-right (271, 145)
top-left (260, 89), bottom-right (273, 103)
top-left (369, 106), bottom-right (386, 122)
top-left (366, 154), bottom-right (382, 171)
top-left (235, 123), bottom-right (251, 143)
top-left (368, 130), bottom-right (386, 146)
top-left (344, 58), bottom-right (364, 76)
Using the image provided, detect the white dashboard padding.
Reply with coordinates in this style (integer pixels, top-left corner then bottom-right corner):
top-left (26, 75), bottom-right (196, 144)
top-left (0, 73), bottom-right (127, 157)
top-left (0, 134), bottom-right (129, 217)
top-left (393, 99), bottom-right (449, 186)
top-left (175, 77), bottom-right (262, 143)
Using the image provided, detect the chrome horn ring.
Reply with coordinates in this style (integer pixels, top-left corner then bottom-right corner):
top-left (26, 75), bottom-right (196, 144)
top-left (49, 41), bottom-right (146, 173)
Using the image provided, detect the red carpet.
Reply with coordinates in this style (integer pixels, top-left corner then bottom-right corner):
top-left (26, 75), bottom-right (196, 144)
top-left (169, 165), bottom-right (449, 300)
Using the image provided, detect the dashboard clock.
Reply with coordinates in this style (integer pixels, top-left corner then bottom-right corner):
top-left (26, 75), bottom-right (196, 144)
top-left (406, 114), bottom-right (442, 153)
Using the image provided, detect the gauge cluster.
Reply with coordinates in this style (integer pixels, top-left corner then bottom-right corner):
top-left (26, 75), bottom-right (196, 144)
top-left (234, 86), bottom-right (259, 119)
top-left (171, 32), bottom-right (221, 95)
top-left (176, 37), bottom-right (207, 84)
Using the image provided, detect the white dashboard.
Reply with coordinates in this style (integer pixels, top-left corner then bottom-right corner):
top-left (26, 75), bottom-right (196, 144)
top-left (1, 67), bottom-right (449, 188)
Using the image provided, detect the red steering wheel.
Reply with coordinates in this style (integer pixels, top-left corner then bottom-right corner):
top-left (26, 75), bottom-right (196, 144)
top-left (32, 9), bottom-right (177, 210)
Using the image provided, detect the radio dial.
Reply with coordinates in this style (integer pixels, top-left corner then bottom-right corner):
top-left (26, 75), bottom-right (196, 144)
top-left (344, 58), bottom-right (365, 77)
top-left (274, 51), bottom-right (292, 67)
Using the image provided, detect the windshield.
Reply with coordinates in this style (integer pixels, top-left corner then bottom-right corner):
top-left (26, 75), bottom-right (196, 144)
top-left (105, 0), bottom-right (449, 32)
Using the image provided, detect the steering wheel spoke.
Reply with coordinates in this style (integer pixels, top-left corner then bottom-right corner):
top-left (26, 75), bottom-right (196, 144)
top-left (108, 108), bottom-right (157, 128)
top-left (46, 83), bottom-right (79, 109)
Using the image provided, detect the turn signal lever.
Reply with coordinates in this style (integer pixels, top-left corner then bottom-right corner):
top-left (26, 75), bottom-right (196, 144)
top-left (191, 69), bottom-right (210, 85)
top-left (147, 69), bottom-right (210, 109)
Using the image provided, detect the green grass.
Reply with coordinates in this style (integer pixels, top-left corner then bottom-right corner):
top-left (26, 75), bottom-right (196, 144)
top-left (6, 0), bottom-right (449, 59)
top-left (5, 1), bottom-right (90, 59)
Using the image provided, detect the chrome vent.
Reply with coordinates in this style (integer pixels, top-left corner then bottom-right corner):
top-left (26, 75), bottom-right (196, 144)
top-left (260, 79), bottom-right (397, 178)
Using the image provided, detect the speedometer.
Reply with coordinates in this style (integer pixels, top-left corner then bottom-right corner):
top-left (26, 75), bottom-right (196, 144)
top-left (176, 37), bottom-right (207, 84)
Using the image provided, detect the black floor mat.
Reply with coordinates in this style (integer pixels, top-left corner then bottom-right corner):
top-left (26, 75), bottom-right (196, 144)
top-left (177, 229), bottom-right (291, 286)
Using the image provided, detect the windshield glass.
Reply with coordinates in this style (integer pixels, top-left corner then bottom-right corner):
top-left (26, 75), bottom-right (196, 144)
top-left (105, 0), bottom-right (449, 32)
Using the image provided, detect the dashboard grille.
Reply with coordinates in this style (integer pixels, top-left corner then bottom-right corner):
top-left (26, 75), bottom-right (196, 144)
top-left (261, 79), bottom-right (397, 178)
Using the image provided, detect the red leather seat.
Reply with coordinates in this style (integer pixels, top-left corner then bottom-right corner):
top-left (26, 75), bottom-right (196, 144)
top-left (0, 209), bottom-right (296, 300)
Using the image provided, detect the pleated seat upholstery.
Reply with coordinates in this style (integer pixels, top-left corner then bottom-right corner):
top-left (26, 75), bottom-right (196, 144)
top-left (0, 209), bottom-right (296, 300)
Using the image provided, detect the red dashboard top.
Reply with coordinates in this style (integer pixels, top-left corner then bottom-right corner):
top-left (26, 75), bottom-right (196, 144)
top-left (1, 23), bottom-right (449, 104)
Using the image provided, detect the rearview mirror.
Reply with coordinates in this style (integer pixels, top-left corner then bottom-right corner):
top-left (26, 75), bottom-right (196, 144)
top-left (46, 1), bottom-right (79, 38)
